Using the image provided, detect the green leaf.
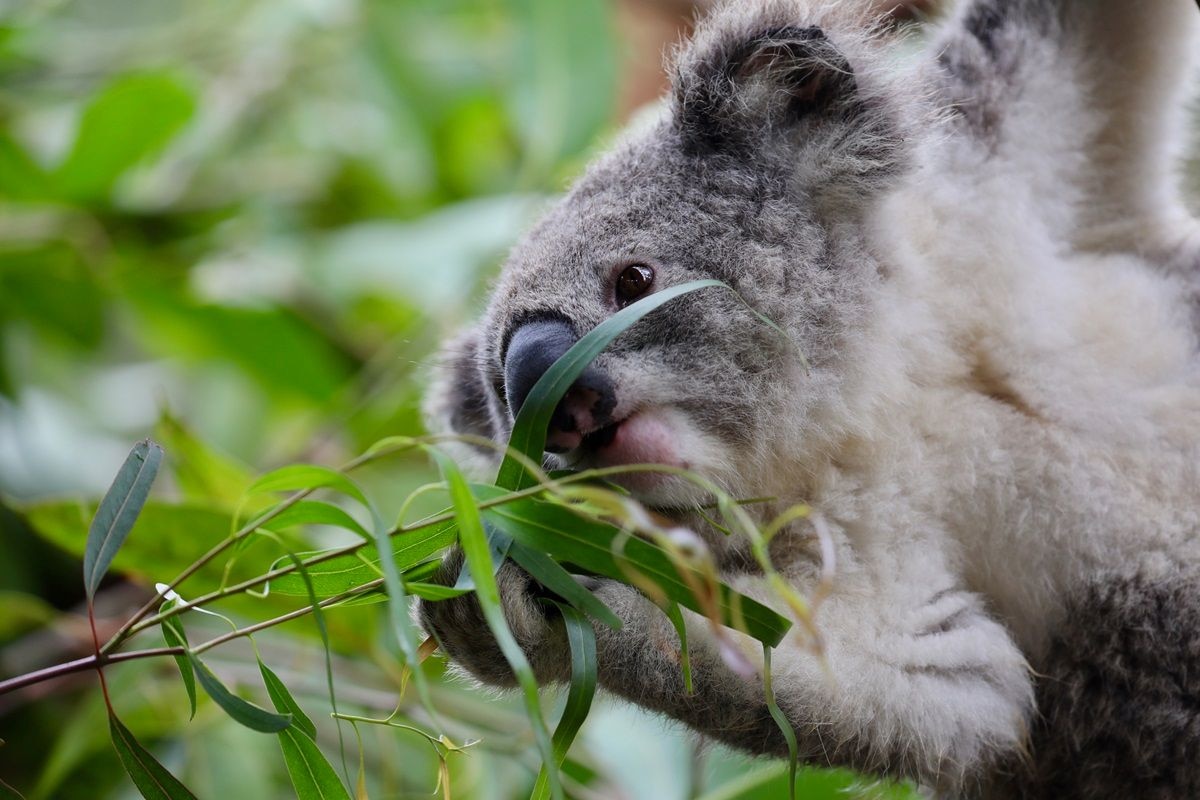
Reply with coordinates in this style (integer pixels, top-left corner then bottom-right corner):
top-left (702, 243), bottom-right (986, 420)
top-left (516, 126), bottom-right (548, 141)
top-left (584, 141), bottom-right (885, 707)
top-left (155, 413), bottom-right (256, 508)
top-left (277, 551), bottom-right (351, 784)
top-left (84, 440), bottom-right (164, 599)
top-left (763, 646), bottom-right (799, 800)
top-left (496, 279), bottom-right (723, 490)
top-left (260, 661), bottom-right (318, 740)
top-left (506, 541), bottom-right (621, 630)
top-left (510, 0), bottom-right (617, 177)
top-left (530, 601), bottom-right (598, 800)
top-left (0, 244), bottom-right (105, 350)
top-left (189, 654), bottom-right (291, 733)
top-left (277, 726), bottom-right (353, 800)
top-left (247, 465), bottom-right (369, 509)
top-left (477, 489), bottom-right (791, 647)
top-left (0, 131), bottom-right (50, 200)
top-left (55, 72), bottom-right (195, 201)
top-left (664, 601), bottom-right (693, 694)
top-left (0, 590), bottom-right (56, 642)
top-left (108, 714), bottom-right (200, 800)
top-left (159, 601), bottom-right (196, 720)
top-left (405, 582), bottom-right (471, 601)
top-left (262, 500), bottom-right (372, 540)
top-left (432, 452), bottom-right (562, 800)
top-left (123, 283), bottom-right (355, 404)
top-left (266, 521), bottom-right (455, 597)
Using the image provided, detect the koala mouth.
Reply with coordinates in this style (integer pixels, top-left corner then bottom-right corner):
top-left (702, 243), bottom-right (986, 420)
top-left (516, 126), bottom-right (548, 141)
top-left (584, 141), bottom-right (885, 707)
top-left (580, 421), bottom-right (620, 451)
top-left (547, 413), bottom-right (623, 457)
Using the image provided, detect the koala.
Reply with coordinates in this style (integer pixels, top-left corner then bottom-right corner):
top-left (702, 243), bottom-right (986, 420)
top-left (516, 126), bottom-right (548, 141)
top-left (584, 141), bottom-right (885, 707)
top-left (418, 1), bottom-right (1200, 797)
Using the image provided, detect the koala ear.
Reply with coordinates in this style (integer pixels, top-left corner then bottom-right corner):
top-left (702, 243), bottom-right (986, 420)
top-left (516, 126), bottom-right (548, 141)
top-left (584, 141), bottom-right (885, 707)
top-left (423, 326), bottom-right (502, 474)
top-left (672, 23), bottom-right (861, 155)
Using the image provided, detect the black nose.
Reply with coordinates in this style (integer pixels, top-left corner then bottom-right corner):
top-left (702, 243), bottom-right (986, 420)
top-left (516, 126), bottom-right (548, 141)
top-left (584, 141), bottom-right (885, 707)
top-left (503, 318), bottom-right (616, 452)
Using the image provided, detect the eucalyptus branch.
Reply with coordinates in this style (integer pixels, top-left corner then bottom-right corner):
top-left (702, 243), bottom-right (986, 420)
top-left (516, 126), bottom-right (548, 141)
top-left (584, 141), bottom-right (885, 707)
top-left (99, 442), bottom-right (420, 656)
top-left (0, 647), bottom-right (185, 695)
top-left (189, 578), bottom-right (384, 655)
top-left (123, 463), bottom-right (778, 641)
top-left (120, 467), bottom-right (624, 639)
top-left (0, 581), bottom-right (385, 697)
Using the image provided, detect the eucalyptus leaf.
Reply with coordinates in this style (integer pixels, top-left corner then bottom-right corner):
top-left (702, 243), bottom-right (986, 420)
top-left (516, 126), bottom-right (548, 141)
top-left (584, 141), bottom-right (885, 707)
top-left (261, 500), bottom-right (372, 540)
top-left (159, 601), bottom-right (196, 720)
top-left (507, 541), bottom-right (620, 630)
top-left (664, 601), bottom-right (694, 694)
top-left (277, 551), bottom-right (350, 781)
top-left (84, 440), bottom-right (164, 600)
top-left (247, 465), bottom-right (369, 509)
top-left (432, 451), bottom-right (562, 800)
top-left (267, 521), bottom-right (456, 597)
top-left (763, 645), bottom-right (799, 800)
top-left (108, 714), bottom-right (200, 800)
top-left (530, 601), bottom-right (598, 800)
top-left (155, 413), bottom-right (256, 508)
top-left (189, 654), bottom-right (291, 733)
top-left (277, 727), bottom-right (352, 800)
top-left (406, 582), bottom-right (471, 601)
top-left (260, 661), bottom-right (317, 740)
top-left (477, 488), bottom-right (790, 647)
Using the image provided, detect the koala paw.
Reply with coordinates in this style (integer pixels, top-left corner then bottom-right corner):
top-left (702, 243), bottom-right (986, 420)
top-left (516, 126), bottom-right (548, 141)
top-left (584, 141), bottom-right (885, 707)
top-left (416, 550), bottom-right (570, 686)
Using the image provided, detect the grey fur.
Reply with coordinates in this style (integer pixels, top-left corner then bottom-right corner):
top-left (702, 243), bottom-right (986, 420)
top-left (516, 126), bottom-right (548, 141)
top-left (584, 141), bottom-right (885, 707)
top-left (419, 0), bottom-right (1200, 796)
top-left (988, 572), bottom-right (1200, 799)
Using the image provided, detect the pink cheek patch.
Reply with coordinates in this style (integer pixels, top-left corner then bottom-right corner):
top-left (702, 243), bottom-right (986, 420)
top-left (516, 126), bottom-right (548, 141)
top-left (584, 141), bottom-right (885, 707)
top-left (596, 409), bottom-right (680, 468)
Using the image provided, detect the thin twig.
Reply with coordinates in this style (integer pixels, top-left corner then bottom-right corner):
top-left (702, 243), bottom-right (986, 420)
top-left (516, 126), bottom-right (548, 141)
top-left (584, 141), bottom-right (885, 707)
top-left (0, 647), bottom-right (185, 695)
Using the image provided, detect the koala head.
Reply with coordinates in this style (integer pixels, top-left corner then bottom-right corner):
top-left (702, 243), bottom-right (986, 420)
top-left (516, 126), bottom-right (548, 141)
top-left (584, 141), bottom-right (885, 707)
top-left (427, 2), bottom-right (918, 508)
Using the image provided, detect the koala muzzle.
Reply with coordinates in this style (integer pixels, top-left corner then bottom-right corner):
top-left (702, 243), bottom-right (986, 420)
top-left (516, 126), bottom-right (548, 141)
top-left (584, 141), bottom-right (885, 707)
top-left (504, 318), bottom-right (618, 453)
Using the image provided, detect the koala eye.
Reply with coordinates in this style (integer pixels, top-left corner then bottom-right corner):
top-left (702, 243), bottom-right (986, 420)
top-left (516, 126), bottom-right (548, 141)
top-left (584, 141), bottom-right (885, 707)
top-left (615, 263), bottom-right (654, 308)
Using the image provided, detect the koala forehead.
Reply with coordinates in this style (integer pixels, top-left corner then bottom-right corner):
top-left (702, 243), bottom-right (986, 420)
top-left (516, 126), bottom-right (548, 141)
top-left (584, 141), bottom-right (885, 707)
top-left (481, 121), bottom-right (828, 358)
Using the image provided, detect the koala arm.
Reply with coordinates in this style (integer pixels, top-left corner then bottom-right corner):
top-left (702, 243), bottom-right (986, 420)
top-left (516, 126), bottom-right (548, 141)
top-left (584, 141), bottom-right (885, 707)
top-left (935, 0), bottom-right (1200, 270)
top-left (419, 531), bottom-right (1033, 793)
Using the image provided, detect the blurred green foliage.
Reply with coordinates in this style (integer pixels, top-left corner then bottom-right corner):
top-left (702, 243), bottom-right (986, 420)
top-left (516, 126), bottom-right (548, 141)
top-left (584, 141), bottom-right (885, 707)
top-left (0, 1), bottom-right (924, 798)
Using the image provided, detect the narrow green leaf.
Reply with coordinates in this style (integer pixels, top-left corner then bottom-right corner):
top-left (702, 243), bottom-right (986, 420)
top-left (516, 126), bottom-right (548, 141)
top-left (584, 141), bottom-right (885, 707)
top-left (763, 646), bottom-right (799, 800)
top-left (262, 500), bottom-right (372, 540)
top-left (260, 661), bottom-right (317, 740)
top-left (267, 521), bottom-right (456, 597)
top-left (278, 552), bottom-right (351, 785)
top-left (402, 559), bottom-right (443, 583)
top-left (159, 601), bottom-right (196, 719)
top-left (84, 440), bottom-right (164, 599)
top-left (370, 504), bottom-right (420, 670)
top-left (277, 726), bottom-right (352, 800)
top-left (507, 541), bottom-right (621, 630)
top-left (432, 452), bottom-right (562, 800)
top-left (155, 412), bottom-right (256, 508)
top-left (497, 279), bottom-right (723, 490)
top-left (109, 714), bottom-right (200, 800)
top-left (451, 521), bottom-right (510, 590)
top-left (189, 654), bottom-right (291, 732)
top-left (477, 489), bottom-right (790, 646)
top-left (663, 601), bottom-right (694, 694)
top-left (530, 602), bottom-right (598, 800)
top-left (247, 465), bottom-right (369, 509)
top-left (406, 582), bottom-right (471, 601)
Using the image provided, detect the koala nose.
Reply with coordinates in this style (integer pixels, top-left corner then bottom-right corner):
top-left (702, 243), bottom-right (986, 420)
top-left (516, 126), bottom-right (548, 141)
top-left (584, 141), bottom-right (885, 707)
top-left (504, 318), bottom-right (617, 453)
